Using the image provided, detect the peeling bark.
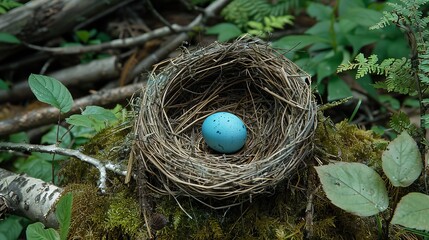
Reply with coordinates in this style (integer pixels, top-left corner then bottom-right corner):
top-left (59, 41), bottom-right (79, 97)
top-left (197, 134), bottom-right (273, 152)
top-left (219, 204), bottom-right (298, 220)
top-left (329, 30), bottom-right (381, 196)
top-left (0, 168), bottom-right (62, 228)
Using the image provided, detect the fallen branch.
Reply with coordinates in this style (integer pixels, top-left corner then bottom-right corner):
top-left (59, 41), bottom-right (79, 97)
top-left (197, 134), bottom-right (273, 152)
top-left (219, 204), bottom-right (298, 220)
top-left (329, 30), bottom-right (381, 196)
top-left (0, 83), bottom-right (142, 137)
top-left (0, 0), bottom-right (126, 61)
top-left (0, 56), bottom-right (120, 103)
top-left (0, 142), bottom-right (127, 193)
top-left (23, 0), bottom-right (229, 56)
top-left (0, 167), bottom-right (63, 228)
top-left (24, 24), bottom-right (190, 55)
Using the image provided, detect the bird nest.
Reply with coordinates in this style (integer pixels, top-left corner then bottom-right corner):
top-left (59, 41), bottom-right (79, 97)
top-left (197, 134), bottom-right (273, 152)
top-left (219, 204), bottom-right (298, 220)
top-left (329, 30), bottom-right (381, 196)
top-left (133, 38), bottom-right (317, 206)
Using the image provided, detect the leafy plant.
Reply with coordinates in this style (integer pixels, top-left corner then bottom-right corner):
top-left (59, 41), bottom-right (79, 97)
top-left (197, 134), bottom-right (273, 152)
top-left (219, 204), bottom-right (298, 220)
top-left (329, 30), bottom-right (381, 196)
top-left (61, 29), bottom-right (111, 63)
top-left (316, 131), bottom-right (428, 237)
top-left (206, 0), bottom-right (299, 41)
top-left (26, 193), bottom-right (73, 240)
top-left (0, 0), bottom-right (22, 14)
top-left (338, 1), bottom-right (429, 141)
top-left (272, 0), bottom-right (408, 101)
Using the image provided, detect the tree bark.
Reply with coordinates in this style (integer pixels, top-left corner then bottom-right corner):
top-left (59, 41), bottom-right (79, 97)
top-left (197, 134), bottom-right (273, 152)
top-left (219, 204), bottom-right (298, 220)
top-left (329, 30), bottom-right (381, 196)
top-left (0, 168), bottom-right (62, 228)
top-left (0, 56), bottom-right (120, 103)
top-left (0, 0), bottom-right (126, 61)
top-left (0, 82), bottom-right (142, 137)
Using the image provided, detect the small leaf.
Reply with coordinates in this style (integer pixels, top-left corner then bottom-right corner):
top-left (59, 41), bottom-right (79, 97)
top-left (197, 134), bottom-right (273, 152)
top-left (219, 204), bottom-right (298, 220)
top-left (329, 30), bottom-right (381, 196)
top-left (0, 78), bottom-right (9, 90)
top-left (0, 32), bottom-right (21, 44)
top-left (206, 23), bottom-right (242, 42)
top-left (382, 131), bottom-right (422, 187)
top-left (315, 162), bottom-right (389, 217)
top-left (26, 222), bottom-right (60, 240)
top-left (327, 76), bottom-right (353, 101)
top-left (66, 106), bottom-right (118, 131)
top-left (56, 193), bottom-right (73, 240)
top-left (28, 74), bottom-right (73, 113)
top-left (391, 192), bottom-right (429, 231)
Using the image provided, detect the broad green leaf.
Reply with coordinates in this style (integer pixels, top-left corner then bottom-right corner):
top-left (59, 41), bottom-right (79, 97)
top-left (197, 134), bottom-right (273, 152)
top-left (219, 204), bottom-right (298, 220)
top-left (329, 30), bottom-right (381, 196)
top-left (28, 74), bottom-right (73, 113)
top-left (66, 106), bottom-right (118, 131)
top-left (391, 192), bottom-right (429, 231)
top-left (327, 76), bottom-right (352, 102)
top-left (56, 193), bottom-right (73, 240)
top-left (0, 32), bottom-right (21, 44)
top-left (315, 162), bottom-right (389, 217)
top-left (82, 106), bottom-right (117, 121)
top-left (340, 8), bottom-right (383, 27)
top-left (307, 2), bottom-right (333, 21)
top-left (271, 35), bottom-right (329, 51)
top-left (206, 23), bottom-right (242, 42)
top-left (382, 131), bottom-right (422, 187)
top-left (0, 215), bottom-right (28, 240)
top-left (26, 222), bottom-right (60, 240)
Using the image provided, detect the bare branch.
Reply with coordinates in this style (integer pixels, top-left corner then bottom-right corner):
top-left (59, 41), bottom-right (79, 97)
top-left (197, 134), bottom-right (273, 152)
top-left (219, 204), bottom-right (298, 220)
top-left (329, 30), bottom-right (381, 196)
top-left (0, 142), bottom-right (127, 193)
top-left (23, 24), bottom-right (190, 55)
top-left (0, 83), bottom-right (143, 137)
top-left (0, 56), bottom-right (121, 103)
top-left (22, 0), bottom-right (229, 55)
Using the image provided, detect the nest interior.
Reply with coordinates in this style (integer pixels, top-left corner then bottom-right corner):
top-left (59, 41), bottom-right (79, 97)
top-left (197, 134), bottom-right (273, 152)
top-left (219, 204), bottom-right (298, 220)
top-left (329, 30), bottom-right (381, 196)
top-left (134, 39), bottom-right (317, 205)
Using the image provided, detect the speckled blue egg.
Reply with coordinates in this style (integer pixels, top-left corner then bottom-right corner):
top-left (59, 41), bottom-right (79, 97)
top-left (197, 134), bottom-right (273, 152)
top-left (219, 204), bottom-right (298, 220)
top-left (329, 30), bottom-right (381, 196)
top-left (202, 112), bottom-right (247, 153)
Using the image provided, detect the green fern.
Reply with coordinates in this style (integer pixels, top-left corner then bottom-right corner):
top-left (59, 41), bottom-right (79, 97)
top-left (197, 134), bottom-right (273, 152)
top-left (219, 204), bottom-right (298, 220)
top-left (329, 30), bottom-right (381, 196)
top-left (389, 111), bottom-right (419, 136)
top-left (0, 0), bottom-right (22, 14)
top-left (221, 0), bottom-right (300, 29)
top-left (338, 54), bottom-right (417, 95)
top-left (247, 15), bottom-right (293, 37)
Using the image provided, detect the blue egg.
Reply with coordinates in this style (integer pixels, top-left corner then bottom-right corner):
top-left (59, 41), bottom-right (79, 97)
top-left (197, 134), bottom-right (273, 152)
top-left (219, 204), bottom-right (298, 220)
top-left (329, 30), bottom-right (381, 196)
top-left (202, 112), bottom-right (247, 153)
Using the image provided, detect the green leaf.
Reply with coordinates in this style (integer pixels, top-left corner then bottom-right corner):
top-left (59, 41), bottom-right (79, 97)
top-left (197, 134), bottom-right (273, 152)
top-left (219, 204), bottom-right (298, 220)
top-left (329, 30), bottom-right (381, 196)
top-left (0, 32), bottom-right (21, 44)
top-left (340, 8), bottom-right (383, 27)
top-left (271, 35), bottom-right (329, 51)
top-left (315, 162), bottom-right (389, 217)
top-left (382, 131), bottom-right (422, 187)
top-left (206, 23), bottom-right (242, 42)
top-left (28, 74), bottom-right (73, 113)
top-left (66, 106), bottom-right (118, 131)
top-left (41, 125), bottom-right (72, 148)
top-left (26, 222), bottom-right (60, 240)
top-left (74, 30), bottom-right (91, 43)
top-left (0, 215), bottom-right (29, 240)
top-left (391, 192), bottom-right (429, 231)
top-left (56, 193), bottom-right (73, 240)
top-left (307, 2), bottom-right (333, 21)
top-left (327, 76), bottom-right (353, 102)
top-left (0, 78), bottom-right (9, 90)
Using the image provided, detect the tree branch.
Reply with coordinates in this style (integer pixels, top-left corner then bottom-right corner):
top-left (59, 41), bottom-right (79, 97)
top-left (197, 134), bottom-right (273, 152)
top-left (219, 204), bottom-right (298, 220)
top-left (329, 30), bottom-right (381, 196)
top-left (0, 56), bottom-right (121, 103)
top-left (0, 83), bottom-right (142, 137)
top-left (0, 167), bottom-right (62, 228)
top-left (0, 142), bottom-right (127, 193)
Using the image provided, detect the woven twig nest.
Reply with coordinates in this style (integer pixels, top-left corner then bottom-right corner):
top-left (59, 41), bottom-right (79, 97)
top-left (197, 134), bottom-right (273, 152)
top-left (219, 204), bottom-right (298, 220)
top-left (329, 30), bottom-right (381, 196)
top-left (134, 38), bottom-right (317, 205)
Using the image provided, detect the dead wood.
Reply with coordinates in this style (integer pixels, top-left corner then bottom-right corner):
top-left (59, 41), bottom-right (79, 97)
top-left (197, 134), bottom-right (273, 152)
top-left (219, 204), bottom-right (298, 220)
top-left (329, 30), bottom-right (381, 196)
top-left (0, 167), bottom-right (62, 228)
top-left (0, 56), bottom-right (121, 103)
top-left (0, 0), bottom-right (128, 61)
top-left (0, 83), bottom-right (142, 137)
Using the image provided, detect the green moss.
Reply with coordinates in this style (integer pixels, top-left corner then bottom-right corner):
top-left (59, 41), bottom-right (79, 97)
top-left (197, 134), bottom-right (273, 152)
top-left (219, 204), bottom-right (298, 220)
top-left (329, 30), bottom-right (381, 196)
top-left (61, 113), bottom-right (413, 239)
top-left (104, 192), bottom-right (144, 237)
top-left (315, 119), bottom-right (388, 169)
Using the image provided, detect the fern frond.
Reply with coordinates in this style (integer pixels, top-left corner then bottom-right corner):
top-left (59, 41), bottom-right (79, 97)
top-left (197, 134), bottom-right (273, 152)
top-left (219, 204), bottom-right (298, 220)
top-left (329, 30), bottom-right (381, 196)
top-left (222, 0), bottom-right (298, 29)
top-left (389, 111), bottom-right (419, 136)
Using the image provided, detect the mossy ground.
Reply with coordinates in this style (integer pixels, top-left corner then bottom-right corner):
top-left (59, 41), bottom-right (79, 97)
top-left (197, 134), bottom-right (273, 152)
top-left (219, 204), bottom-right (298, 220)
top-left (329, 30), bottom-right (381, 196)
top-left (59, 117), bottom-right (418, 239)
